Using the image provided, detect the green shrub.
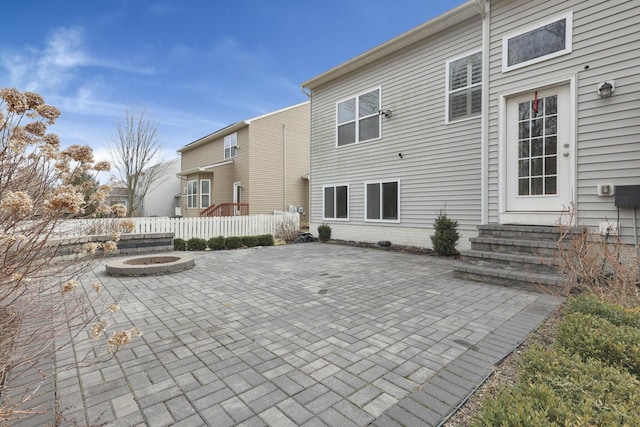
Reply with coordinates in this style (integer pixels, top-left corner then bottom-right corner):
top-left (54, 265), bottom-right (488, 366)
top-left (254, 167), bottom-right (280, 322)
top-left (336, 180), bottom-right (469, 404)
top-left (318, 224), bottom-right (331, 242)
top-left (430, 209), bottom-right (459, 255)
top-left (225, 236), bottom-right (244, 249)
top-left (567, 295), bottom-right (640, 328)
top-left (186, 237), bottom-right (207, 251)
top-left (473, 346), bottom-right (640, 426)
top-left (555, 312), bottom-right (640, 378)
top-left (173, 238), bottom-right (186, 251)
top-left (242, 236), bottom-right (259, 247)
top-left (207, 236), bottom-right (226, 250)
top-left (256, 234), bottom-right (274, 246)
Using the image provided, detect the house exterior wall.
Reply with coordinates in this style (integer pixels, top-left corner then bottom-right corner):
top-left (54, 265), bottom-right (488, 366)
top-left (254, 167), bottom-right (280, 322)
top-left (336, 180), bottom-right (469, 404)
top-left (142, 159), bottom-right (182, 217)
top-left (248, 102), bottom-right (310, 219)
top-left (487, 0), bottom-right (640, 241)
top-left (178, 103), bottom-right (310, 219)
top-left (308, 16), bottom-right (482, 249)
top-left (181, 134), bottom-right (224, 171)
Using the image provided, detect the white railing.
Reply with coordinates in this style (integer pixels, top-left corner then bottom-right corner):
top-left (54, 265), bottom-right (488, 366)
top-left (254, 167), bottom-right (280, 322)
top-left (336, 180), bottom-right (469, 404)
top-left (53, 212), bottom-right (300, 240)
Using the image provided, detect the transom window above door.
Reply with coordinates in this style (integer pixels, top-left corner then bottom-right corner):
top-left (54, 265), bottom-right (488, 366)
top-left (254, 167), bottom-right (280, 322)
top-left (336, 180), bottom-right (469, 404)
top-left (503, 12), bottom-right (573, 72)
top-left (336, 88), bottom-right (381, 147)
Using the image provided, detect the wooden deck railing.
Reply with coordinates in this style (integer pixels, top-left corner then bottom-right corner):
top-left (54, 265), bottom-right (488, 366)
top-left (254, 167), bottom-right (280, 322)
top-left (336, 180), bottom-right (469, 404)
top-left (200, 203), bottom-right (249, 217)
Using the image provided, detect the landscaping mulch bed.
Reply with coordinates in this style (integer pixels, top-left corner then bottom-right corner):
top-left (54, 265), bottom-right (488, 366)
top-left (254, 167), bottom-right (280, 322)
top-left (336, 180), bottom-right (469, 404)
top-left (327, 239), bottom-right (457, 257)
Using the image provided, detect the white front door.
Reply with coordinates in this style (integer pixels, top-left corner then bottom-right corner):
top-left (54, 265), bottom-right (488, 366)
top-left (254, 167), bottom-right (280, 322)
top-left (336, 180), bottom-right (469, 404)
top-left (504, 85), bottom-right (572, 221)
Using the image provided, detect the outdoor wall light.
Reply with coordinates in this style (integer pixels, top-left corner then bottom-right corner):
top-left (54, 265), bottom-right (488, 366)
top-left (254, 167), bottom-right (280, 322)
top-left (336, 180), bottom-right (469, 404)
top-left (598, 80), bottom-right (615, 98)
top-left (379, 109), bottom-right (392, 118)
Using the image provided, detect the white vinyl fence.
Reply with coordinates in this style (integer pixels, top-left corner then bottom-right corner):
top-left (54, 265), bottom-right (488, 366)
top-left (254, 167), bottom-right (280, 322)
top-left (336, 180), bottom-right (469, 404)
top-left (54, 212), bottom-right (300, 240)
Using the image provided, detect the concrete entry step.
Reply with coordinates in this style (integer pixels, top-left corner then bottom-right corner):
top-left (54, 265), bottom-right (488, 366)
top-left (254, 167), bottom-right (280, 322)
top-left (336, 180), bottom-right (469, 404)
top-left (461, 249), bottom-right (557, 274)
top-left (454, 224), bottom-right (573, 289)
top-left (454, 263), bottom-right (564, 289)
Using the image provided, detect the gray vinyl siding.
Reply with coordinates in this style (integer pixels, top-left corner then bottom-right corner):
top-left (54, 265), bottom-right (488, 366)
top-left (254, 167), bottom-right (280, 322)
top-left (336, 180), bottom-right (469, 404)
top-left (310, 16), bottom-right (482, 248)
top-left (488, 0), bottom-right (640, 241)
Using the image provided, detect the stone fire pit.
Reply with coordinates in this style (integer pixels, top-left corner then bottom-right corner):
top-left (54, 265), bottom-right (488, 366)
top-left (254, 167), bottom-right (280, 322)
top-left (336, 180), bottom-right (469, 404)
top-left (106, 254), bottom-right (195, 276)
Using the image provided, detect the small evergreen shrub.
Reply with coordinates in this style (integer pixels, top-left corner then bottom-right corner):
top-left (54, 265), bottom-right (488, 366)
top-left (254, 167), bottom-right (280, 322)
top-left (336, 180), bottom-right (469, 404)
top-left (318, 224), bottom-right (331, 242)
top-left (225, 236), bottom-right (244, 249)
top-left (430, 209), bottom-right (459, 255)
top-left (207, 236), bottom-right (226, 251)
top-left (186, 237), bottom-right (207, 251)
top-left (473, 346), bottom-right (640, 426)
top-left (173, 238), bottom-right (186, 251)
top-left (256, 234), bottom-right (274, 246)
top-left (567, 295), bottom-right (640, 328)
top-left (242, 236), bottom-right (258, 247)
top-left (555, 312), bottom-right (640, 378)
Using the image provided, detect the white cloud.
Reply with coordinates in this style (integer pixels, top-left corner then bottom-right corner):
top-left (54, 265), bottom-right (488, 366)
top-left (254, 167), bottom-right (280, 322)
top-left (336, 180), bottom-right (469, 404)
top-left (1, 26), bottom-right (155, 93)
top-left (41, 27), bottom-right (90, 68)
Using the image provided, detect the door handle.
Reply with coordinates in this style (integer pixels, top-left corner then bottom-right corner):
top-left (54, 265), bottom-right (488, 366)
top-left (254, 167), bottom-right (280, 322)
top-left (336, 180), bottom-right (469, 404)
top-left (563, 152), bottom-right (569, 157)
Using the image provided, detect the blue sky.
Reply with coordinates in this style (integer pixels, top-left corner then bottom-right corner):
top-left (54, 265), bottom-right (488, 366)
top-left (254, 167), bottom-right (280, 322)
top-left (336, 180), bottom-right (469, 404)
top-left (2, 0), bottom-right (465, 167)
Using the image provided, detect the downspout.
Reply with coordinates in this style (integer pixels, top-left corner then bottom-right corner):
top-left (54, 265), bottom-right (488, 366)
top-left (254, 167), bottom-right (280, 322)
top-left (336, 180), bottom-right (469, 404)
top-left (302, 86), bottom-right (312, 225)
top-left (480, 0), bottom-right (490, 224)
top-left (283, 123), bottom-right (287, 211)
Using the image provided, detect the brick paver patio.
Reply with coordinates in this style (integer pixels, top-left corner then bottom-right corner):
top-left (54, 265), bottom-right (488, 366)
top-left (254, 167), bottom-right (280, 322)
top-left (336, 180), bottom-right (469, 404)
top-left (9, 243), bottom-right (561, 426)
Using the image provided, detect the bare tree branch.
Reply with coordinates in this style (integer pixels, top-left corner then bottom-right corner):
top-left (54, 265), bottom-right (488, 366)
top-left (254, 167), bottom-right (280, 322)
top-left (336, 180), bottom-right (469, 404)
top-left (108, 108), bottom-right (166, 216)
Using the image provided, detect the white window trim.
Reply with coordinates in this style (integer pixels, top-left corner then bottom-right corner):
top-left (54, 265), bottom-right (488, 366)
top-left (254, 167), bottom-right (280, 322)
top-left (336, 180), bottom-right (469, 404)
top-left (186, 179), bottom-right (197, 209)
top-left (364, 179), bottom-right (400, 223)
top-left (335, 86), bottom-right (382, 148)
top-left (200, 179), bottom-right (211, 209)
top-left (224, 133), bottom-right (238, 160)
top-left (502, 11), bottom-right (573, 72)
top-left (322, 184), bottom-right (350, 221)
top-left (445, 49), bottom-right (483, 124)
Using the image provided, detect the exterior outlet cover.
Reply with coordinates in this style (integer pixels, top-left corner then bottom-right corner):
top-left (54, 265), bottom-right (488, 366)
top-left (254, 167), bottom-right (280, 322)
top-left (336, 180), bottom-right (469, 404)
top-left (596, 184), bottom-right (614, 197)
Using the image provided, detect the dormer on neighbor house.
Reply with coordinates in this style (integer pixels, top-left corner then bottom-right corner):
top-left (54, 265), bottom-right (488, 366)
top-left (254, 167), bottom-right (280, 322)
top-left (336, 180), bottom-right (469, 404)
top-left (177, 102), bottom-right (310, 224)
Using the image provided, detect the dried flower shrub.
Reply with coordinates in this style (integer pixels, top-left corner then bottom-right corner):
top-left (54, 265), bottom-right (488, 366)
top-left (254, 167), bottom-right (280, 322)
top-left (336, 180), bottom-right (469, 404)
top-left (554, 206), bottom-right (640, 308)
top-left (0, 88), bottom-right (136, 423)
top-left (274, 214), bottom-right (300, 243)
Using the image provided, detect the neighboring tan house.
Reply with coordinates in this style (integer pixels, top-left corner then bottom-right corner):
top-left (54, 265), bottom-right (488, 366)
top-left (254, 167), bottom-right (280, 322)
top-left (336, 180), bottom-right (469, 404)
top-left (142, 158), bottom-right (182, 217)
top-left (302, 0), bottom-right (640, 249)
top-left (177, 102), bottom-right (310, 223)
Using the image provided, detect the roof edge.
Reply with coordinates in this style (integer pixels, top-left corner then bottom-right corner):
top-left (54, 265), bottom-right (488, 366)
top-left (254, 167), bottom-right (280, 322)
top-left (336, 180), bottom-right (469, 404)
top-left (176, 160), bottom-right (234, 176)
top-left (177, 101), bottom-right (310, 154)
top-left (177, 121), bottom-right (248, 154)
top-left (245, 100), bottom-right (309, 124)
top-left (302, 1), bottom-right (478, 90)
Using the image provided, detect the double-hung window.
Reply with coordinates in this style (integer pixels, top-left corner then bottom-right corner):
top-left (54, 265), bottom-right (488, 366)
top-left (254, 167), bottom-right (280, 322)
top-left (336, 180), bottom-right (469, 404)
top-left (447, 51), bottom-right (482, 122)
top-left (323, 185), bottom-right (348, 220)
top-left (503, 12), bottom-right (572, 72)
top-left (200, 179), bottom-right (210, 208)
top-left (186, 180), bottom-right (197, 209)
top-left (336, 88), bottom-right (381, 146)
top-left (365, 180), bottom-right (399, 222)
top-left (224, 133), bottom-right (238, 159)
